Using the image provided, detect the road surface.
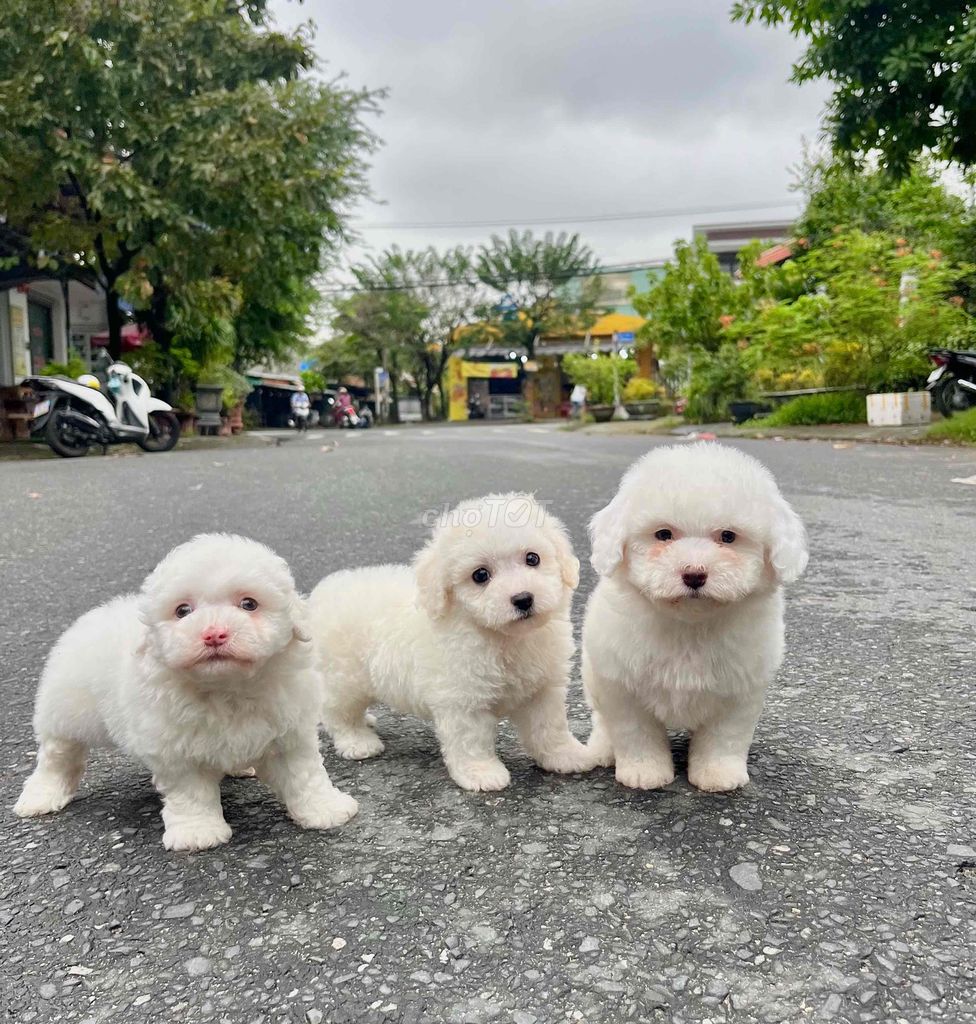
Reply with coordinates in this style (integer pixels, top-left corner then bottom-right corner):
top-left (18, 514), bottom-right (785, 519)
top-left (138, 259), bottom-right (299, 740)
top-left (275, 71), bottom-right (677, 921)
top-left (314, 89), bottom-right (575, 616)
top-left (1, 425), bottom-right (974, 1023)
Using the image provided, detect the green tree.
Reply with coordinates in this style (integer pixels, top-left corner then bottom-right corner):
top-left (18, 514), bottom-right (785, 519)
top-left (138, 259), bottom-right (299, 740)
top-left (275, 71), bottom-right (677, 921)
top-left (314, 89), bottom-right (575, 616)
top-left (732, 1), bottom-right (976, 172)
top-left (330, 289), bottom-right (429, 424)
top-left (0, 0), bottom-right (376, 361)
top-left (352, 247), bottom-right (483, 419)
top-left (736, 230), bottom-right (976, 391)
top-left (632, 237), bottom-right (742, 358)
top-left (474, 230), bottom-right (601, 358)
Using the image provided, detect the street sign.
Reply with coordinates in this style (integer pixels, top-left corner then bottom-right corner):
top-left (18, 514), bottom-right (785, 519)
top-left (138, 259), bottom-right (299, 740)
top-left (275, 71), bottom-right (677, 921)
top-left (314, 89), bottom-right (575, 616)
top-left (616, 331), bottom-right (635, 342)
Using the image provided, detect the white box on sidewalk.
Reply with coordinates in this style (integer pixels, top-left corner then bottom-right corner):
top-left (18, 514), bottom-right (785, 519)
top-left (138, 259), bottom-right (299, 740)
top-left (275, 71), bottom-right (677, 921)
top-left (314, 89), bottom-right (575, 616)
top-left (866, 391), bottom-right (931, 426)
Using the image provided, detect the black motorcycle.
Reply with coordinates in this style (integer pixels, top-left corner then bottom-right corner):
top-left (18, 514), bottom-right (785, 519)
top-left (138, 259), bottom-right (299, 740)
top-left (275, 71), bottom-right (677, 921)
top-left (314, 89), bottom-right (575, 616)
top-left (927, 348), bottom-right (976, 417)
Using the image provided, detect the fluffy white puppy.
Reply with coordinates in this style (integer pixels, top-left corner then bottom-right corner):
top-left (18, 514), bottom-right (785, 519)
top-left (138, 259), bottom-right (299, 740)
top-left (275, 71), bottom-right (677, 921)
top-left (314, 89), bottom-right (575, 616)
top-left (14, 533), bottom-right (358, 850)
top-left (583, 443), bottom-right (808, 793)
top-left (308, 494), bottom-right (592, 792)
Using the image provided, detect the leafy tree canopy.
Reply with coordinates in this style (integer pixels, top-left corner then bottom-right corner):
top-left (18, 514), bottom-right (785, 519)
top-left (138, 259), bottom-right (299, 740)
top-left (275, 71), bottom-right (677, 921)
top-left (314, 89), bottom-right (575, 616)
top-left (732, 1), bottom-right (976, 173)
top-left (0, 0), bottom-right (377, 362)
top-left (474, 230), bottom-right (602, 356)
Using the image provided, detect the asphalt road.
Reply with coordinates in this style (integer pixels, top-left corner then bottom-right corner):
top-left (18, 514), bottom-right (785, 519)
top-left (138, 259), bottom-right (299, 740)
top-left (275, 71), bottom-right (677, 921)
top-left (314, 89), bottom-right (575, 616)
top-left (1, 425), bottom-right (975, 1024)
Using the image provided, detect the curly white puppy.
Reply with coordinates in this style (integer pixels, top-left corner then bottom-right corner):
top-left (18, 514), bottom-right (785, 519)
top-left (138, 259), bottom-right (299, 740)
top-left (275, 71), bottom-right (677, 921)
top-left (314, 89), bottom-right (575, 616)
top-left (583, 443), bottom-right (808, 793)
top-left (308, 494), bottom-right (592, 792)
top-left (14, 533), bottom-right (358, 850)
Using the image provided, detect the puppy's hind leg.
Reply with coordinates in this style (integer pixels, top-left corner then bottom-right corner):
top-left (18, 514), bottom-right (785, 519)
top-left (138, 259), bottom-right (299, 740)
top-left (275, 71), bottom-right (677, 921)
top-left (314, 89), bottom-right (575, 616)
top-left (322, 684), bottom-right (384, 761)
top-left (14, 737), bottom-right (88, 817)
top-left (583, 711), bottom-right (615, 768)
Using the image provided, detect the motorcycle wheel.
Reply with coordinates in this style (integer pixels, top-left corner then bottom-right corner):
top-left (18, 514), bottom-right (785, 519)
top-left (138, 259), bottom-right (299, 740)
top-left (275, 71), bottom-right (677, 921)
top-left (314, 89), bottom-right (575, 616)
top-left (933, 377), bottom-right (976, 417)
top-left (138, 410), bottom-right (181, 452)
top-left (45, 405), bottom-right (91, 458)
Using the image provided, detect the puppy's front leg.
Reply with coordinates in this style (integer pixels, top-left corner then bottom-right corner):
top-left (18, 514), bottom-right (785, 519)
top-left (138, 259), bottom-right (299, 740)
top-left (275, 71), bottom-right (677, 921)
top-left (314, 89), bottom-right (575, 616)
top-left (433, 708), bottom-right (510, 792)
top-left (255, 730), bottom-right (358, 830)
top-left (688, 697), bottom-right (763, 793)
top-left (587, 670), bottom-right (674, 791)
top-left (152, 764), bottom-right (231, 852)
top-left (509, 686), bottom-right (593, 774)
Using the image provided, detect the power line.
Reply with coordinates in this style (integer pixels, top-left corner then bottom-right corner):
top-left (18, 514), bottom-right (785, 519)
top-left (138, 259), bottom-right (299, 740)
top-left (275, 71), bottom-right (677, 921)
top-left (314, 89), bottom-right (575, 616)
top-left (318, 259), bottom-right (669, 296)
top-left (354, 198), bottom-right (799, 231)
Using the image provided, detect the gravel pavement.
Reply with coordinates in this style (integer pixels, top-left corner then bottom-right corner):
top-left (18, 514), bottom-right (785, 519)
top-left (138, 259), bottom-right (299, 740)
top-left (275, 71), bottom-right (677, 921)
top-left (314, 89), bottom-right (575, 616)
top-left (1, 425), bottom-right (975, 1024)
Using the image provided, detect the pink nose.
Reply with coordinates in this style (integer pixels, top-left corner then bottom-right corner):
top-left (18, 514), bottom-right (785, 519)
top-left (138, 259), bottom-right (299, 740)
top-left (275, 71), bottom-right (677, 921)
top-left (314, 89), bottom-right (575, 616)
top-left (202, 627), bottom-right (230, 647)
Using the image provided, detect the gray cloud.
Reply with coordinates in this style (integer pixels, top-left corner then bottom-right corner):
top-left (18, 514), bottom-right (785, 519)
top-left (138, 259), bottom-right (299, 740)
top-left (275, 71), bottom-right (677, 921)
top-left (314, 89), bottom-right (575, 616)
top-left (272, 0), bottom-right (830, 267)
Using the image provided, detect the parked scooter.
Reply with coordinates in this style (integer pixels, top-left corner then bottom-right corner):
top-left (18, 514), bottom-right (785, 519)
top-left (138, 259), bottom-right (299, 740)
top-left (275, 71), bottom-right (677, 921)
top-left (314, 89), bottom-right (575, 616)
top-left (25, 361), bottom-right (180, 458)
top-left (927, 348), bottom-right (976, 416)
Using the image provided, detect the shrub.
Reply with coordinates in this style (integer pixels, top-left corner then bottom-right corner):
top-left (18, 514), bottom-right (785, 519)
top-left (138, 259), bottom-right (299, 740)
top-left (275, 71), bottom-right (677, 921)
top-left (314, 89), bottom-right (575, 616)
top-left (926, 407), bottom-right (976, 444)
top-left (622, 376), bottom-right (660, 402)
top-left (563, 353), bottom-right (636, 405)
top-left (40, 356), bottom-right (87, 379)
top-left (685, 343), bottom-right (754, 422)
top-left (760, 391), bottom-right (866, 426)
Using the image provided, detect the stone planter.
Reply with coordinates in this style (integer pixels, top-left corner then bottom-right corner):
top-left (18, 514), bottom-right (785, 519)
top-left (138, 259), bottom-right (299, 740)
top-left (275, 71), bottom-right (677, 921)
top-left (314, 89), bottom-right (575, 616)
top-left (195, 385), bottom-right (224, 436)
top-left (624, 400), bottom-right (662, 420)
top-left (590, 404), bottom-right (614, 422)
top-left (867, 391), bottom-right (930, 426)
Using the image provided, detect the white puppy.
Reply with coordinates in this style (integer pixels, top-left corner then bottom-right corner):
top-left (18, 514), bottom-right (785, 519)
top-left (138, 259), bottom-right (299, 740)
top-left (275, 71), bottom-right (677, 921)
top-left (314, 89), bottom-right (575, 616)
top-left (14, 534), bottom-right (358, 850)
top-left (583, 443), bottom-right (808, 793)
top-left (308, 494), bottom-right (592, 792)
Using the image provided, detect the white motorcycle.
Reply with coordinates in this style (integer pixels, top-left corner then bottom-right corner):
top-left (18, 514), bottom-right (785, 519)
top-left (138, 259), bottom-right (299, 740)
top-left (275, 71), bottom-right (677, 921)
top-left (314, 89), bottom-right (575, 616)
top-left (26, 361), bottom-right (180, 458)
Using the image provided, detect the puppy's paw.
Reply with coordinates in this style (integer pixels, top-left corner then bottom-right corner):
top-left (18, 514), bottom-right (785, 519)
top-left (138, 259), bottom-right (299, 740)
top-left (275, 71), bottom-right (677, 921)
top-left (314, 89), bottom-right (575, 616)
top-left (13, 780), bottom-right (74, 817)
top-left (290, 790), bottom-right (359, 830)
top-left (689, 758), bottom-right (749, 793)
top-left (584, 738), bottom-right (615, 768)
top-left (537, 738), bottom-right (598, 774)
top-left (163, 818), bottom-right (232, 852)
top-left (615, 760), bottom-right (675, 791)
top-left (449, 759), bottom-right (511, 792)
top-left (333, 729), bottom-right (385, 761)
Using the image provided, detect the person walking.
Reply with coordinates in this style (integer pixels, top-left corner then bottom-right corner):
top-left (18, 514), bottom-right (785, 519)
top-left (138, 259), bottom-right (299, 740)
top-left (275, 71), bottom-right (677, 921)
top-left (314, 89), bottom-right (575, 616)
top-left (570, 382), bottom-right (587, 420)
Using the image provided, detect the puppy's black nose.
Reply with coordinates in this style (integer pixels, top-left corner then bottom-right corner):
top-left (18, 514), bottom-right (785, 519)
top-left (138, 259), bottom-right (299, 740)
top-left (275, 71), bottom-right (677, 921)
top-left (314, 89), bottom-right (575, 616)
top-left (682, 571), bottom-right (707, 590)
top-left (511, 591), bottom-right (534, 612)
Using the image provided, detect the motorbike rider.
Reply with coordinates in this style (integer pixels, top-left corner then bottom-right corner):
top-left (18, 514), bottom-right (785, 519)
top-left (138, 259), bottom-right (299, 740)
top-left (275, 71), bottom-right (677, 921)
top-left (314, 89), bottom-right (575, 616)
top-left (290, 389), bottom-right (311, 430)
top-left (334, 386), bottom-right (354, 426)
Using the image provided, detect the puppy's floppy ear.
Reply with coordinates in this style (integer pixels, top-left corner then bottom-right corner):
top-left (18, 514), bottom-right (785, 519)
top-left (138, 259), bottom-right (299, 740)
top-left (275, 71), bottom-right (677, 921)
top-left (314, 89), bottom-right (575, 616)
top-left (767, 492), bottom-right (809, 585)
top-left (589, 492), bottom-right (629, 577)
top-left (414, 537), bottom-right (451, 619)
top-left (290, 596), bottom-right (312, 643)
top-left (548, 519), bottom-right (580, 590)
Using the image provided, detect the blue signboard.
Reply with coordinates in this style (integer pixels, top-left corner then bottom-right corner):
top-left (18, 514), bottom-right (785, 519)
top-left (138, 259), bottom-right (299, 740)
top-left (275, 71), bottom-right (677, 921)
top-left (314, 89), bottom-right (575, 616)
top-left (616, 331), bottom-right (636, 342)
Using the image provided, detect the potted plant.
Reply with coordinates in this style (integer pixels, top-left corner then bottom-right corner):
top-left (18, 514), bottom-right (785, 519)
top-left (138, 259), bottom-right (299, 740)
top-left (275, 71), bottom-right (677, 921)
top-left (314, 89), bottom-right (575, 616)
top-left (563, 352), bottom-right (637, 422)
top-left (197, 366), bottom-right (253, 437)
top-left (622, 377), bottom-right (663, 419)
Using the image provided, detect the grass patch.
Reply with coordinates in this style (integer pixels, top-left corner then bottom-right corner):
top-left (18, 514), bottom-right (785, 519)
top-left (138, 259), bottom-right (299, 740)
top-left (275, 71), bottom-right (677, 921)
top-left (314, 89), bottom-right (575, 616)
top-left (755, 391), bottom-right (866, 427)
top-left (926, 407), bottom-right (976, 444)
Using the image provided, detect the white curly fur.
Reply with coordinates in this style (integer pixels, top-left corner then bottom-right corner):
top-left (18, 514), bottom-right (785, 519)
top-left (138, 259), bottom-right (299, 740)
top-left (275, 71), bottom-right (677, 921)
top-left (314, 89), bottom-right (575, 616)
top-left (14, 533), bottom-right (357, 850)
top-left (583, 444), bottom-right (808, 793)
top-left (308, 494), bottom-right (593, 792)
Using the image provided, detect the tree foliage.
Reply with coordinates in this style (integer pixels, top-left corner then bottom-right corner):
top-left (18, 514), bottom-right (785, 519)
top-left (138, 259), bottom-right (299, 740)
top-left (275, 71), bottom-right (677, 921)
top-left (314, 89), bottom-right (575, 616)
top-left (562, 353), bottom-right (637, 406)
top-left (474, 230), bottom-right (602, 357)
top-left (732, 1), bottom-right (976, 173)
top-left (0, 0), bottom-right (376, 368)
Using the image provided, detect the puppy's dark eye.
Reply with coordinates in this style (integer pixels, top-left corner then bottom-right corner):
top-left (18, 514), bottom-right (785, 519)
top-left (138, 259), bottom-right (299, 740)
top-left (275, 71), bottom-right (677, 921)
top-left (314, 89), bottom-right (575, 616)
top-left (240, 597), bottom-right (259, 611)
top-left (472, 567), bottom-right (491, 585)
top-left (654, 529), bottom-right (673, 541)
top-left (525, 552), bottom-right (540, 567)
top-left (175, 603), bottom-right (193, 619)
top-left (720, 530), bottom-right (737, 544)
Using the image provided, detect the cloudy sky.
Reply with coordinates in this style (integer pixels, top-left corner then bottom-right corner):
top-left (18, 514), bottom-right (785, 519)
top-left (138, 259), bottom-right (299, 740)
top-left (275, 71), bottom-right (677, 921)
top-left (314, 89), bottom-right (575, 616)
top-left (271, 0), bottom-right (829, 271)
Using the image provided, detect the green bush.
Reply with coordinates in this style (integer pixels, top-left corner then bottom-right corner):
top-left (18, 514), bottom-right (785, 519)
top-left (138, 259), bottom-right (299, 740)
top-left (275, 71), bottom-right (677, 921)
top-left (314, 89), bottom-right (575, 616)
top-left (563, 353), bottom-right (636, 405)
top-left (760, 391), bottom-right (866, 426)
top-left (926, 407), bottom-right (976, 444)
top-left (40, 356), bottom-right (87, 379)
top-left (685, 343), bottom-right (754, 422)
top-left (621, 376), bottom-right (660, 402)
